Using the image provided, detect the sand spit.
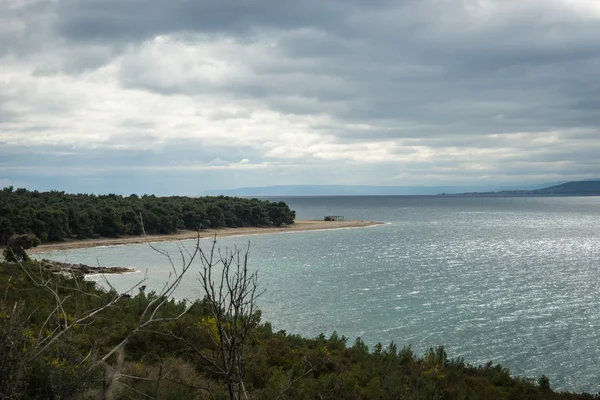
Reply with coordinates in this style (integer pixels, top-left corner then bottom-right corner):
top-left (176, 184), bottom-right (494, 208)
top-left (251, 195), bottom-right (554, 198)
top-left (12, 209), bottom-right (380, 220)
top-left (28, 220), bottom-right (384, 254)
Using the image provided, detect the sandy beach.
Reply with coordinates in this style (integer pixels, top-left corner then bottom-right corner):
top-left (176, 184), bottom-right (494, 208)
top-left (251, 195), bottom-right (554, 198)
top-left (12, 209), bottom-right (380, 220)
top-left (27, 220), bottom-right (383, 254)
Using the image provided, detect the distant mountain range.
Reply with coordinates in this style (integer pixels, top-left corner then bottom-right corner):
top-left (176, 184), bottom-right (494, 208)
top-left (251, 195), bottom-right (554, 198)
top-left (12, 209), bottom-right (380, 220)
top-left (445, 180), bottom-right (600, 196)
top-left (201, 182), bottom-right (561, 197)
top-left (201, 185), bottom-right (491, 196)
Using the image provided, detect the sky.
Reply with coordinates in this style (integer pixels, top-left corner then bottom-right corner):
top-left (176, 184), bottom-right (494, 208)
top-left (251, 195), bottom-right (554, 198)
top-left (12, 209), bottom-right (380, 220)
top-left (1, 0), bottom-right (600, 195)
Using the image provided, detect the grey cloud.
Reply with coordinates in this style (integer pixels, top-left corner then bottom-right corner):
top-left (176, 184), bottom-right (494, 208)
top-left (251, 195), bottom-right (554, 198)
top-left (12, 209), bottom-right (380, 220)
top-left (48, 0), bottom-right (600, 141)
top-left (0, 109), bottom-right (19, 125)
top-left (208, 109), bottom-right (252, 120)
top-left (0, 1), bottom-right (55, 56)
top-left (55, 0), bottom-right (354, 42)
top-left (32, 44), bottom-right (120, 75)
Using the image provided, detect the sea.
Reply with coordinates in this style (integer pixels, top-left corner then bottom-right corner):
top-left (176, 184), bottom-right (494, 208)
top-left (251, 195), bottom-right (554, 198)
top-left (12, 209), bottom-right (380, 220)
top-left (36, 196), bottom-right (600, 393)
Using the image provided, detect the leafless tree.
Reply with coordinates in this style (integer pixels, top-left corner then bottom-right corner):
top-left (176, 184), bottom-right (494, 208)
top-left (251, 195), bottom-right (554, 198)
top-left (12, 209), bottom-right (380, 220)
top-left (162, 236), bottom-right (264, 400)
top-left (200, 237), bottom-right (264, 400)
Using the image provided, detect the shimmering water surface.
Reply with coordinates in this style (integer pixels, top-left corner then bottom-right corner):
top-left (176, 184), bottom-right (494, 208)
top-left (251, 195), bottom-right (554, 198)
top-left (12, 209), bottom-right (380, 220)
top-left (38, 196), bottom-right (600, 392)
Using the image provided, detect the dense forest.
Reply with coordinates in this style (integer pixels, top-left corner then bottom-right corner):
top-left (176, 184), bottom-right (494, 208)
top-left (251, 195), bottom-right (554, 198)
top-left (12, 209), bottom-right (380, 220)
top-left (0, 187), bottom-right (296, 245)
top-left (0, 260), bottom-right (597, 400)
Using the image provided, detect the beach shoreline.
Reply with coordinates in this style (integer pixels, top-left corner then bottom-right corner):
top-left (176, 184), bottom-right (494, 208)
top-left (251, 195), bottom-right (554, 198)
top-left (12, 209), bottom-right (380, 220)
top-left (28, 220), bottom-right (384, 254)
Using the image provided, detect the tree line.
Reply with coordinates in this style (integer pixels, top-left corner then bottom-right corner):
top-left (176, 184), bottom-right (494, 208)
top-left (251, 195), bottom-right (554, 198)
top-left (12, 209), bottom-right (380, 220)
top-left (0, 187), bottom-right (296, 245)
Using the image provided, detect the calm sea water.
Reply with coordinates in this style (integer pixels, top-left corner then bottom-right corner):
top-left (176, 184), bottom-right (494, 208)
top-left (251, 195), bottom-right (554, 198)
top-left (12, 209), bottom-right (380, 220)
top-left (37, 196), bottom-right (600, 392)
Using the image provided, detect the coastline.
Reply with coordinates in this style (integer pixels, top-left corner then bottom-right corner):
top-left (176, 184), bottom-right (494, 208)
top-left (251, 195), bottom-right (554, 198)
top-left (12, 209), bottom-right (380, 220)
top-left (28, 220), bottom-right (384, 254)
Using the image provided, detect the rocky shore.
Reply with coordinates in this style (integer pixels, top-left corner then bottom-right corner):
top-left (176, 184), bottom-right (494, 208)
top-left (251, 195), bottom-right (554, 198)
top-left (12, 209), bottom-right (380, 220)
top-left (39, 259), bottom-right (135, 275)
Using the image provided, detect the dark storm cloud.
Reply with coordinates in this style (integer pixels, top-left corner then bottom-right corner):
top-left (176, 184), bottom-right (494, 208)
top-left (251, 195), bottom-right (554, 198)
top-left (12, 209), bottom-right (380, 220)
top-left (73, 0), bottom-right (598, 143)
top-left (55, 0), bottom-right (355, 41)
top-left (2, 0), bottom-right (600, 191)
top-left (42, 1), bottom-right (600, 133)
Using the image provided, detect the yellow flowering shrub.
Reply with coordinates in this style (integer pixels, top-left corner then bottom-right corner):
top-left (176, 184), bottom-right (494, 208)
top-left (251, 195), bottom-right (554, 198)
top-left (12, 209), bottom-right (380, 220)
top-left (197, 316), bottom-right (221, 344)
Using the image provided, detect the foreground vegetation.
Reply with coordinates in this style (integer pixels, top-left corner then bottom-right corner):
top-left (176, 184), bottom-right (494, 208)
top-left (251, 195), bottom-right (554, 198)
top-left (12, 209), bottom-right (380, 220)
top-left (1, 257), bottom-right (597, 400)
top-left (0, 187), bottom-right (296, 246)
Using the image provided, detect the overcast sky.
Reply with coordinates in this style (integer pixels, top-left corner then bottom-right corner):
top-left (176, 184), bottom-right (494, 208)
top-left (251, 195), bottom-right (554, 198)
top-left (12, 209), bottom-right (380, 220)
top-left (1, 0), bottom-right (600, 194)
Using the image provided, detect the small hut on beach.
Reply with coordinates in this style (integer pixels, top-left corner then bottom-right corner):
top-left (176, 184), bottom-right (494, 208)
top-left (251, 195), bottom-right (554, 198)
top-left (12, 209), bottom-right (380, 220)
top-left (324, 215), bottom-right (345, 221)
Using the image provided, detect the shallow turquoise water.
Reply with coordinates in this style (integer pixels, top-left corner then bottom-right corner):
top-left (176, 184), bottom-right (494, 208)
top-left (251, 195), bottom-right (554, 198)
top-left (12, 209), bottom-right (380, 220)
top-left (37, 196), bottom-right (600, 392)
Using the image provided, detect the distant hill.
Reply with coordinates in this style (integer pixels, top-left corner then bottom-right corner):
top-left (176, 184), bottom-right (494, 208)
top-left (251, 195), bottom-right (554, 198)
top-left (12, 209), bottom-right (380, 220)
top-left (445, 180), bottom-right (600, 196)
top-left (201, 183), bottom-right (571, 197)
top-left (201, 184), bottom-right (513, 196)
top-left (531, 180), bottom-right (600, 195)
